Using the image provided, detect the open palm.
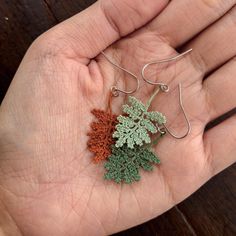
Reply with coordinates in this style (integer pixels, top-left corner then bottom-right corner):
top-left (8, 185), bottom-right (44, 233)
top-left (0, 1), bottom-right (235, 235)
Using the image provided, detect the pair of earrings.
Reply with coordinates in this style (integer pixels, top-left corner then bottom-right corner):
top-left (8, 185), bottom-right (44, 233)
top-left (87, 49), bottom-right (192, 184)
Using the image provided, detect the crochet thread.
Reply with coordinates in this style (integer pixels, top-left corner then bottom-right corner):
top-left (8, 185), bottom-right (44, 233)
top-left (87, 109), bottom-right (118, 163)
top-left (104, 143), bottom-right (161, 184)
top-left (113, 89), bottom-right (166, 149)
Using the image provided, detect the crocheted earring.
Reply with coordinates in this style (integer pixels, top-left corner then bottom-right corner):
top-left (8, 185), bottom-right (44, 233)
top-left (104, 85), bottom-right (167, 184)
top-left (87, 51), bottom-right (140, 164)
top-left (87, 51), bottom-right (168, 184)
top-left (87, 49), bottom-right (192, 184)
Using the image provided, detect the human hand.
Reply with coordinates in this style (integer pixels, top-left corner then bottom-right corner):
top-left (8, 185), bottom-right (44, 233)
top-left (0, 0), bottom-right (235, 235)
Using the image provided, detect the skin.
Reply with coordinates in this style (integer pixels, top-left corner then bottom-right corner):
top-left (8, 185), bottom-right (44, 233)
top-left (0, 0), bottom-right (236, 235)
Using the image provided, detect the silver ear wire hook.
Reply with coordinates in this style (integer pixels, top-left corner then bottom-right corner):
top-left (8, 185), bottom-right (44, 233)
top-left (101, 51), bottom-right (140, 97)
top-left (141, 49), bottom-right (193, 92)
top-left (141, 49), bottom-right (192, 139)
top-left (162, 83), bottom-right (191, 139)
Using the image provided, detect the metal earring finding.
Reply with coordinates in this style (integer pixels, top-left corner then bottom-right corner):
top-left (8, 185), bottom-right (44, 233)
top-left (101, 51), bottom-right (140, 97)
top-left (162, 83), bottom-right (191, 139)
top-left (141, 49), bottom-right (193, 139)
top-left (141, 49), bottom-right (193, 93)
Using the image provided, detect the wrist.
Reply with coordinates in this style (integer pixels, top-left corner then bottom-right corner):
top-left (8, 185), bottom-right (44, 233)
top-left (0, 198), bottom-right (22, 236)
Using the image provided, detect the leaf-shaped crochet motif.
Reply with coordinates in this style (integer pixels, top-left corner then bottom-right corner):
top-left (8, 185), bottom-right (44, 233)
top-left (87, 109), bottom-right (118, 163)
top-left (104, 145), bottom-right (160, 184)
top-left (113, 96), bottom-right (166, 148)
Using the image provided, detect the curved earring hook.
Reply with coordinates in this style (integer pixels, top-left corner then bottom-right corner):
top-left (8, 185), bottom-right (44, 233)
top-left (141, 49), bottom-right (193, 92)
top-left (162, 83), bottom-right (191, 139)
top-left (101, 51), bottom-right (140, 97)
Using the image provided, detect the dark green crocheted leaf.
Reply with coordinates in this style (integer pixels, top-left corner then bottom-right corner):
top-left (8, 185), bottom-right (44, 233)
top-left (104, 145), bottom-right (160, 184)
top-left (113, 96), bottom-right (166, 148)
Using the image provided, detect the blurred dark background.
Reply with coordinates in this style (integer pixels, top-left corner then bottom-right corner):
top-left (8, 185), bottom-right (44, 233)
top-left (0, 1), bottom-right (235, 235)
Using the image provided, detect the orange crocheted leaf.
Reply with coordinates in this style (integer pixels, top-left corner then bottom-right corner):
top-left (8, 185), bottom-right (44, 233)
top-left (87, 109), bottom-right (118, 163)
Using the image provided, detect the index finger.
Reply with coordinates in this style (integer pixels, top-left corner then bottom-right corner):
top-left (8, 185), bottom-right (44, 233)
top-left (38, 0), bottom-right (169, 61)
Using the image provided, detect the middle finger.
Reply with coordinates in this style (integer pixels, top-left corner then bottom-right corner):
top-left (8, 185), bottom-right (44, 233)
top-left (146, 0), bottom-right (236, 48)
top-left (183, 5), bottom-right (236, 76)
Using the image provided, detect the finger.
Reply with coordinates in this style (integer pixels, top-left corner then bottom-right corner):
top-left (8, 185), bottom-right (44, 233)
top-left (204, 115), bottom-right (236, 176)
top-left (147, 0), bottom-right (235, 48)
top-left (183, 6), bottom-right (236, 75)
top-left (40, 0), bottom-right (169, 60)
top-left (203, 57), bottom-right (236, 122)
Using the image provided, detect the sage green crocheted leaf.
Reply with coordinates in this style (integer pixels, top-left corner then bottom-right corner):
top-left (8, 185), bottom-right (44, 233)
top-left (113, 96), bottom-right (166, 148)
top-left (104, 145), bottom-right (160, 184)
top-left (128, 96), bottom-right (146, 112)
top-left (140, 119), bottom-right (157, 133)
top-left (146, 111), bottom-right (166, 125)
